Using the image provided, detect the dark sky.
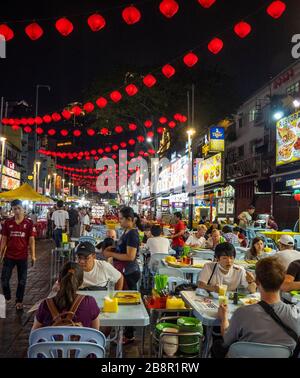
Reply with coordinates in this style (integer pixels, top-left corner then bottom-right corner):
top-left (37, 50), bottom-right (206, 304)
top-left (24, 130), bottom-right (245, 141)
top-left (0, 0), bottom-right (299, 116)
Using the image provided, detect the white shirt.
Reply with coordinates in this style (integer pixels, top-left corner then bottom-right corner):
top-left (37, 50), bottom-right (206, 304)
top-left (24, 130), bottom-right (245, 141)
top-left (81, 260), bottom-right (122, 288)
top-left (81, 214), bottom-right (90, 226)
top-left (146, 237), bottom-right (170, 255)
top-left (51, 210), bottom-right (69, 229)
top-left (275, 249), bottom-right (300, 270)
top-left (185, 234), bottom-right (206, 248)
top-left (199, 262), bottom-right (248, 291)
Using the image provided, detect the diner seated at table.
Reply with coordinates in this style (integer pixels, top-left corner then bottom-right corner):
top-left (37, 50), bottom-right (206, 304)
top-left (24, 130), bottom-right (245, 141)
top-left (206, 229), bottom-right (226, 250)
top-left (232, 226), bottom-right (247, 247)
top-left (146, 225), bottom-right (170, 255)
top-left (96, 237), bottom-right (115, 263)
top-left (213, 257), bottom-right (300, 358)
top-left (198, 242), bottom-right (256, 293)
top-left (205, 220), bottom-right (221, 238)
top-left (76, 242), bottom-right (124, 290)
top-left (32, 261), bottom-right (100, 330)
top-left (185, 225), bottom-right (207, 248)
top-left (244, 237), bottom-right (265, 260)
top-left (275, 235), bottom-right (300, 270)
top-left (281, 259), bottom-right (300, 292)
top-left (222, 226), bottom-right (239, 246)
top-left (106, 229), bottom-right (117, 240)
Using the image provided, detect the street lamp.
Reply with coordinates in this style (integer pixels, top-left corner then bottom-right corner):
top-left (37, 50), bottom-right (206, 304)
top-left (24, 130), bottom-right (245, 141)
top-left (35, 161), bottom-right (41, 192)
top-left (186, 129), bottom-right (195, 230)
top-left (0, 137), bottom-right (6, 190)
top-left (68, 182), bottom-right (71, 196)
top-left (62, 178), bottom-right (65, 197)
top-left (53, 173), bottom-right (57, 197)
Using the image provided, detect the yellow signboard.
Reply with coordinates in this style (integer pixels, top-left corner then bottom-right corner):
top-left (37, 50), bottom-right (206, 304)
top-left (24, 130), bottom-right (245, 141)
top-left (197, 153), bottom-right (222, 186)
top-left (209, 127), bottom-right (225, 152)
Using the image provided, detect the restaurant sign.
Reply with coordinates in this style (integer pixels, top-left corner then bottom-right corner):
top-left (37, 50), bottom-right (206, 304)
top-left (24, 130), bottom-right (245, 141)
top-left (196, 153), bottom-right (222, 187)
top-left (209, 127), bottom-right (225, 152)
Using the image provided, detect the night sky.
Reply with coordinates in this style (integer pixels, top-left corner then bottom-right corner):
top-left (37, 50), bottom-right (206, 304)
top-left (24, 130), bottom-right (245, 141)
top-left (0, 0), bottom-right (299, 121)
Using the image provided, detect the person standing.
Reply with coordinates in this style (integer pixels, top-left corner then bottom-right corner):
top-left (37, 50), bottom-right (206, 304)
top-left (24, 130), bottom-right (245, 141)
top-left (80, 208), bottom-right (91, 236)
top-left (52, 200), bottom-right (69, 248)
top-left (238, 205), bottom-right (255, 230)
top-left (68, 205), bottom-right (80, 238)
top-left (171, 212), bottom-right (186, 257)
top-left (0, 199), bottom-right (36, 310)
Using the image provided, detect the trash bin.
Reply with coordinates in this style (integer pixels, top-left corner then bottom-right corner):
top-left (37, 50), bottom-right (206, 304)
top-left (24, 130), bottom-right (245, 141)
top-left (177, 317), bottom-right (203, 354)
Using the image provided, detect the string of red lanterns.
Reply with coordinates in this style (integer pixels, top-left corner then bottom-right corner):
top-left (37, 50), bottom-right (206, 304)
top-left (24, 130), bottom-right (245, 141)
top-left (4, 1), bottom-right (287, 124)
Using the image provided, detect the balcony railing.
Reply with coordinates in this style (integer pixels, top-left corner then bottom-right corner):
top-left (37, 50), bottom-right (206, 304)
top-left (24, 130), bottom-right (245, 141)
top-left (226, 153), bottom-right (274, 180)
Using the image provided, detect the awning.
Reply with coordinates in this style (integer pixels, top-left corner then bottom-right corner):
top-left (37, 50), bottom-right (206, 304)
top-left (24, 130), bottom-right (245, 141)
top-left (0, 183), bottom-right (54, 203)
top-left (270, 169), bottom-right (300, 183)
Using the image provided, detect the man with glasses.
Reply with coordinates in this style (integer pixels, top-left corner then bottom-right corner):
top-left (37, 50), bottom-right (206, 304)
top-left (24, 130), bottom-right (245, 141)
top-left (76, 242), bottom-right (124, 290)
top-left (0, 199), bottom-right (36, 311)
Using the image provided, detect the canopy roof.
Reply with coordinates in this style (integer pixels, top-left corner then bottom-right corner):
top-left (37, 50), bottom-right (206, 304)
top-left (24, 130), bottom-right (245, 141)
top-left (0, 183), bottom-right (54, 203)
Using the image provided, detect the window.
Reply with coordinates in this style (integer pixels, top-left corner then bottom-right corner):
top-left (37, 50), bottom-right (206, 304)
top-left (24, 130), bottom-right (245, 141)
top-left (238, 145), bottom-right (244, 157)
top-left (249, 108), bottom-right (257, 122)
top-left (287, 82), bottom-right (299, 96)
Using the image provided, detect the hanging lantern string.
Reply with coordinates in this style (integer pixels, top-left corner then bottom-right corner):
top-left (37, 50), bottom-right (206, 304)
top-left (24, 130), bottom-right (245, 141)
top-left (0, 0), bottom-right (155, 24)
top-left (10, 1), bottom-right (287, 121)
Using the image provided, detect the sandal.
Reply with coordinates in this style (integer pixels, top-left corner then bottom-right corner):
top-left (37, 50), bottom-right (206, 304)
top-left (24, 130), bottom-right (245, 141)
top-left (15, 303), bottom-right (23, 311)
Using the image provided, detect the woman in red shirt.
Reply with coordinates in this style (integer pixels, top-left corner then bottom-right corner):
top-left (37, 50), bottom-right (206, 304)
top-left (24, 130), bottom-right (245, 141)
top-left (171, 212), bottom-right (186, 257)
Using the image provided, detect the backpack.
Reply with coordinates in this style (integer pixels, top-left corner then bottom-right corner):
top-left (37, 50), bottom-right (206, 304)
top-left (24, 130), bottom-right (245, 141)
top-left (46, 294), bottom-right (84, 327)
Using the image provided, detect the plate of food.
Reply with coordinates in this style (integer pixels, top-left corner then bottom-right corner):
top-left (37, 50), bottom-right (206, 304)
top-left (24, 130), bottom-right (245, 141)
top-left (278, 143), bottom-right (294, 161)
top-left (239, 297), bottom-right (260, 306)
top-left (277, 127), bottom-right (297, 146)
top-left (167, 261), bottom-right (189, 268)
top-left (114, 292), bottom-right (141, 305)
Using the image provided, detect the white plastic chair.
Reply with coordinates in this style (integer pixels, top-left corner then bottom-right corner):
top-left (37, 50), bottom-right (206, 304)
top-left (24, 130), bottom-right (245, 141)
top-left (29, 326), bottom-right (106, 348)
top-left (227, 342), bottom-right (292, 358)
top-left (149, 253), bottom-right (169, 274)
top-left (28, 341), bottom-right (106, 358)
top-left (158, 267), bottom-right (185, 279)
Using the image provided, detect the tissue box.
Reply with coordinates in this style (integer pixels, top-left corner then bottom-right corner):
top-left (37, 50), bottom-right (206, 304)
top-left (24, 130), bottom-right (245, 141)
top-left (103, 297), bottom-right (119, 313)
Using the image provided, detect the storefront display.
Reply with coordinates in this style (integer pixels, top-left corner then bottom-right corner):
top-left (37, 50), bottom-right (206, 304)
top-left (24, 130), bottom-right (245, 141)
top-left (196, 153), bottom-right (222, 187)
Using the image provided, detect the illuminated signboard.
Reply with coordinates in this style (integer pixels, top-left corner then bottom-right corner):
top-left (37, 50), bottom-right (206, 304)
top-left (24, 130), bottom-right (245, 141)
top-left (170, 156), bottom-right (189, 190)
top-left (276, 110), bottom-right (300, 166)
top-left (161, 199), bottom-right (170, 207)
top-left (2, 176), bottom-right (20, 190)
top-left (197, 153), bottom-right (222, 187)
top-left (209, 127), bottom-right (225, 152)
top-left (57, 142), bottom-right (72, 147)
top-left (2, 166), bottom-right (21, 180)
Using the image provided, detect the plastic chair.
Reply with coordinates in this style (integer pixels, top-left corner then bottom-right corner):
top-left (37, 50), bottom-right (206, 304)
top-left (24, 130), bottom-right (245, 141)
top-left (149, 253), bottom-right (170, 275)
top-left (282, 229), bottom-right (293, 232)
top-left (294, 235), bottom-right (300, 251)
top-left (158, 268), bottom-right (185, 279)
top-left (29, 326), bottom-right (106, 348)
top-left (78, 236), bottom-right (97, 246)
top-left (28, 341), bottom-right (106, 358)
top-left (227, 342), bottom-right (291, 358)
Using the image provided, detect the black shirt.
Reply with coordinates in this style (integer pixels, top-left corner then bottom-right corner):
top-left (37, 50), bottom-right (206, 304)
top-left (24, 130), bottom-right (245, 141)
top-left (287, 260), bottom-right (300, 281)
top-left (68, 209), bottom-right (79, 227)
top-left (116, 228), bottom-right (140, 275)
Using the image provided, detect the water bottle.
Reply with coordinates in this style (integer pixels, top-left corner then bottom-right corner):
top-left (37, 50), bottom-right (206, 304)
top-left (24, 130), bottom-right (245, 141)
top-left (107, 280), bottom-right (115, 299)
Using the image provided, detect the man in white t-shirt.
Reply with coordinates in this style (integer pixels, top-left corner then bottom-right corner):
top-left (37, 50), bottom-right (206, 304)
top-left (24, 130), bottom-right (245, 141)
top-left (198, 242), bottom-right (256, 293)
top-left (146, 225), bottom-right (170, 255)
top-left (80, 208), bottom-right (91, 236)
top-left (185, 225), bottom-right (207, 248)
top-left (76, 242), bottom-right (123, 290)
top-left (275, 235), bottom-right (300, 270)
top-left (51, 200), bottom-right (69, 248)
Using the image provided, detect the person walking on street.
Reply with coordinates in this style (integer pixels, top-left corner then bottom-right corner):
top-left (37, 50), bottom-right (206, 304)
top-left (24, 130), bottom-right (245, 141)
top-left (171, 212), bottom-right (186, 257)
top-left (68, 205), bottom-right (80, 238)
top-left (0, 199), bottom-right (36, 311)
top-left (52, 200), bottom-right (69, 248)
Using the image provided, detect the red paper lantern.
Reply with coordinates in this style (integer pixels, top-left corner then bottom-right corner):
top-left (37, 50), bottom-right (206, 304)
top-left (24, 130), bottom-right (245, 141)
top-left (122, 6), bottom-right (141, 25)
top-left (112, 154), bottom-right (117, 160)
top-left (129, 123), bottom-right (137, 131)
top-left (52, 113), bottom-right (61, 122)
top-left (84, 102), bottom-right (95, 113)
top-left (169, 121), bottom-right (176, 128)
top-left (91, 150), bottom-right (97, 155)
top-left (25, 22), bottom-right (43, 41)
top-left (159, 117), bottom-right (168, 124)
top-left (148, 149), bottom-right (156, 154)
top-left (162, 64), bottom-right (176, 78)
top-left (48, 129), bottom-right (56, 136)
top-left (0, 24), bottom-right (14, 41)
top-left (197, 0), bottom-right (216, 8)
top-left (208, 37), bottom-right (224, 54)
top-left (173, 113), bottom-right (182, 121)
top-left (61, 129), bottom-right (68, 136)
top-left (139, 151), bottom-right (144, 156)
top-left (55, 18), bottom-right (74, 37)
top-left (181, 115), bottom-right (188, 122)
top-left (234, 21), bottom-right (252, 39)
top-left (128, 139), bottom-right (136, 146)
top-left (87, 13), bottom-right (106, 32)
top-left (110, 91), bottom-right (122, 103)
top-left (12, 124), bottom-right (20, 131)
top-left (73, 130), bottom-right (82, 137)
top-left (100, 128), bottom-right (109, 136)
top-left (294, 193), bottom-right (300, 202)
top-left (87, 129), bottom-right (95, 136)
top-left (144, 120), bottom-right (153, 128)
top-left (43, 115), bottom-right (52, 123)
top-left (157, 127), bottom-right (164, 134)
top-left (125, 84), bottom-right (138, 96)
top-left (143, 74), bottom-right (157, 88)
top-left (147, 131), bottom-right (154, 138)
top-left (267, 1), bottom-right (286, 19)
top-left (1, 118), bottom-right (8, 125)
top-left (183, 52), bottom-right (199, 67)
top-left (112, 145), bottom-right (119, 151)
top-left (72, 106), bottom-right (82, 116)
top-left (36, 127), bottom-right (44, 135)
top-left (62, 109), bottom-right (72, 119)
top-left (159, 0), bottom-right (179, 18)
top-left (129, 152), bottom-right (135, 158)
top-left (120, 142), bottom-right (127, 148)
top-left (98, 148), bottom-right (104, 154)
top-left (105, 147), bottom-right (111, 153)
top-left (28, 118), bottom-right (35, 126)
top-left (115, 126), bottom-right (123, 134)
top-left (96, 97), bottom-right (108, 108)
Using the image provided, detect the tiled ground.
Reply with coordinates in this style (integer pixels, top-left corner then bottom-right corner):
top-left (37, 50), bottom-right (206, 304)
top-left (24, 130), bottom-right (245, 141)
top-left (0, 239), bottom-right (150, 358)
